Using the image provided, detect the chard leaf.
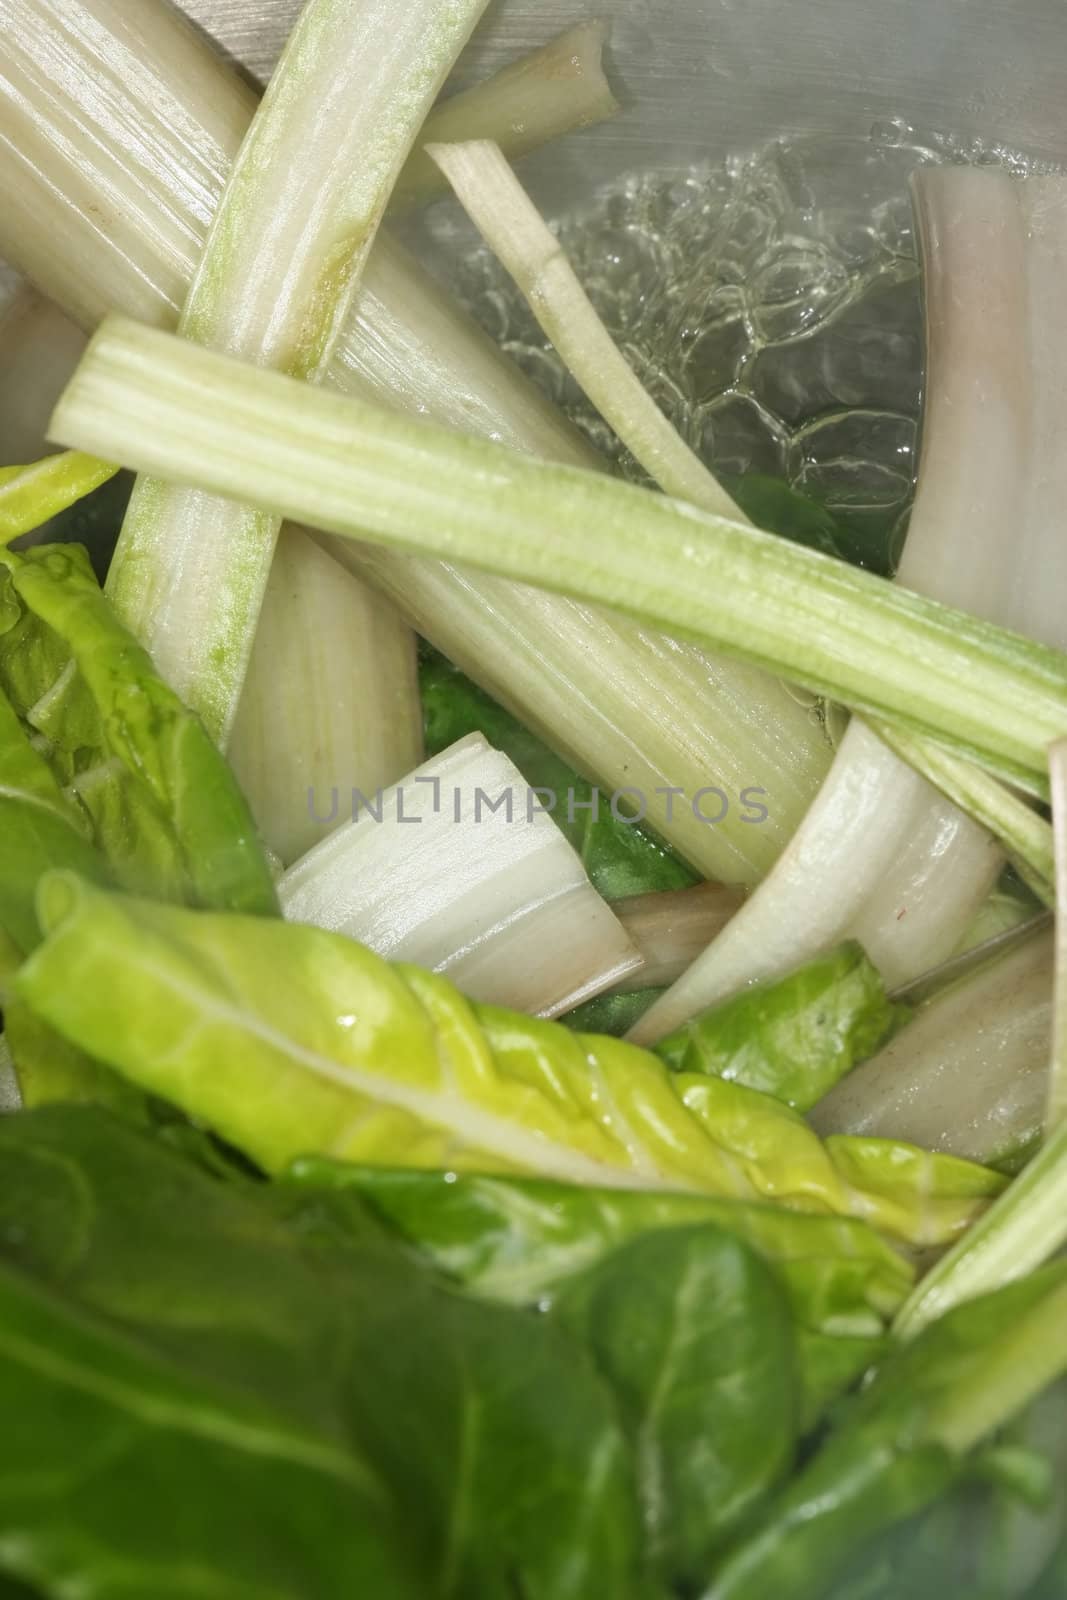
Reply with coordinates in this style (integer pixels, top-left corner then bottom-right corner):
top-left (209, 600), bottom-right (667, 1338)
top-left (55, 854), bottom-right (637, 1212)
top-left (0, 1106), bottom-right (644, 1600)
top-left (15, 874), bottom-right (1004, 1247)
top-left (655, 942), bottom-right (906, 1112)
top-left (420, 648), bottom-right (697, 900)
top-left (0, 543), bottom-right (276, 916)
top-left (553, 1224), bottom-right (797, 1583)
top-left (0, 683), bottom-right (107, 954)
top-left (2, 996), bottom-right (146, 1119)
top-left (284, 1161), bottom-right (913, 1328)
top-left (287, 1160), bottom-right (904, 1430)
top-left (707, 1264), bottom-right (1067, 1600)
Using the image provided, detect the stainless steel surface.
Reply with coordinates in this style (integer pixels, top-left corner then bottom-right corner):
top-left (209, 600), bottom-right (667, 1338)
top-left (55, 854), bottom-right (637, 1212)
top-left (184, 0), bottom-right (1067, 202)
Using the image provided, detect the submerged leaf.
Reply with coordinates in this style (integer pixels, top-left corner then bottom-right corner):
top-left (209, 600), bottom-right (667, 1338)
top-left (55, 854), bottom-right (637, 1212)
top-left (15, 874), bottom-right (1004, 1246)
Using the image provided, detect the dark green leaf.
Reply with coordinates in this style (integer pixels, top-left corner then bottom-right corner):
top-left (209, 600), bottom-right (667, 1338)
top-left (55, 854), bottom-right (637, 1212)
top-left (706, 1265), bottom-right (1067, 1600)
top-left (554, 1224), bottom-right (797, 1583)
top-left (0, 683), bottom-right (108, 955)
top-left (420, 647), bottom-right (697, 899)
top-left (285, 1162), bottom-right (911, 1330)
top-left (0, 1107), bottom-right (647, 1600)
top-left (655, 942), bottom-right (906, 1112)
top-left (563, 988), bottom-right (662, 1037)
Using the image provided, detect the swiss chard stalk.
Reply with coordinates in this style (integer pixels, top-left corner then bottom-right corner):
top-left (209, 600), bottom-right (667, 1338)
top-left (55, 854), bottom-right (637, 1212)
top-left (228, 528), bottom-right (423, 866)
top-left (0, 0), bottom-right (832, 883)
top-left (395, 22), bottom-right (620, 208)
top-left (52, 317), bottom-right (1067, 798)
top-left (106, 0), bottom-right (489, 743)
top-left (429, 137), bottom-right (744, 519)
top-left (13, 872), bottom-right (1004, 1246)
top-left (635, 171), bottom-right (1048, 1039)
top-left (419, 648), bottom-right (699, 901)
top-left (277, 734), bottom-right (642, 1017)
top-left (812, 923), bottom-right (1052, 1171)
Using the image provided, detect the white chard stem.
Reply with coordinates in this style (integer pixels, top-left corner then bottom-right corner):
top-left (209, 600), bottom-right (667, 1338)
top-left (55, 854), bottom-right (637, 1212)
top-left (227, 528), bottom-right (424, 866)
top-left (278, 735), bottom-right (642, 1016)
top-left (396, 23), bottom-right (620, 208)
top-left (429, 138), bottom-right (742, 519)
top-left (51, 317), bottom-right (1067, 789)
top-left (105, 0), bottom-right (489, 742)
top-left (631, 170), bottom-right (1066, 1041)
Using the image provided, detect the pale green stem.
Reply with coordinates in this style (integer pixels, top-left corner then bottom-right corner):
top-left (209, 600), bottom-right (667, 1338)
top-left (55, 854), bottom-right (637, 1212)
top-left (52, 317), bottom-right (1067, 795)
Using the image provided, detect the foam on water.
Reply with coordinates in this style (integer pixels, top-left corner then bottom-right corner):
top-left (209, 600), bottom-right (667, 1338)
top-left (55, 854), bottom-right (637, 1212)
top-left (453, 123), bottom-right (1049, 572)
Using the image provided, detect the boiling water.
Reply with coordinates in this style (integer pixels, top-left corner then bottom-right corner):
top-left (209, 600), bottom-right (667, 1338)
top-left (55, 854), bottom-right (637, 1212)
top-left (452, 124), bottom-right (1051, 573)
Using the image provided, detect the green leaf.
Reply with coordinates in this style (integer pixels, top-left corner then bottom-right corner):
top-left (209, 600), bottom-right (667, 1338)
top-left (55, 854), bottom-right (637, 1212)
top-left (0, 682), bottom-right (108, 954)
top-left (707, 1264), bottom-right (1067, 1600)
top-left (284, 1161), bottom-right (913, 1326)
top-left (0, 1106), bottom-right (644, 1600)
top-left (0, 452), bottom-right (118, 547)
top-left (723, 473), bottom-right (847, 559)
top-left (420, 647), bottom-right (697, 900)
top-left (13, 872), bottom-right (1005, 1248)
top-left (287, 1160), bottom-right (906, 1433)
top-left (0, 543), bottom-right (277, 917)
top-left (553, 1224), bottom-right (797, 1583)
top-left (2, 995), bottom-right (148, 1119)
top-left (655, 942), bottom-right (906, 1112)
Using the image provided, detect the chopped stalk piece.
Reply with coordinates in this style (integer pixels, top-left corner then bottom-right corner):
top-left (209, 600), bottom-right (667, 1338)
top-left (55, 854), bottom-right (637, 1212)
top-left (812, 926), bottom-right (1053, 1168)
top-left (228, 529), bottom-right (422, 865)
top-left (1046, 739), bottom-right (1067, 1129)
top-left (612, 884), bottom-right (743, 990)
top-left (279, 734), bottom-right (642, 1017)
top-left (0, 0), bottom-right (833, 883)
top-left (428, 138), bottom-right (742, 518)
top-left (419, 649), bottom-right (699, 901)
top-left (52, 317), bottom-right (1067, 796)
top-left (895, 741), bottom-right (1067, 1336)
top-left (395, 23), bottom-right (620, 208)
top-left (871, 719), bottom-right (1055, 906)
top-left (0, 453), bottom-right (118, 546)
top-left (107, 0), bottom-right (488, 742)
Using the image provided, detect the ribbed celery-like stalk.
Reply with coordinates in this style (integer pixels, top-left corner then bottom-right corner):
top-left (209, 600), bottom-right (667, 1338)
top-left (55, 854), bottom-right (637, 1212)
top-left (107, 0), bottom-right (489, 740)
top-left (227, 529), bottom-right (424, 866)
top-left (811, 926), bottom-right (1052, 1167)
top-left (0, 0), bottom-right (832, 883)
top-left (51, 317), bottom-right (1067, 790)
top-left (278, 734), bottom-right (642, 1016)
top-left (395, 22), bottom-right (620, 208)
top-left (429, 138), bottom-right (743, 518)
top-left (632, 171), bottom-right (1056, 1039)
